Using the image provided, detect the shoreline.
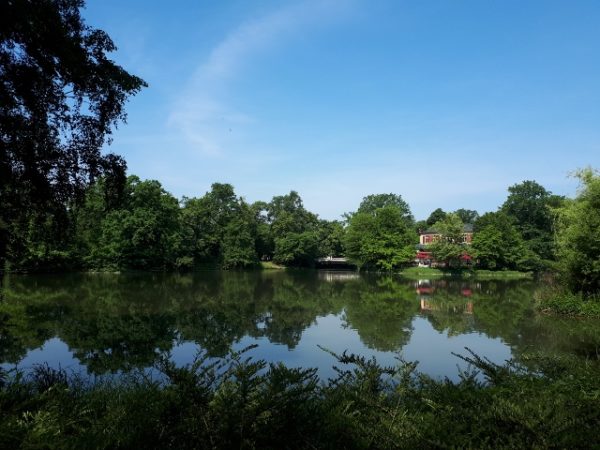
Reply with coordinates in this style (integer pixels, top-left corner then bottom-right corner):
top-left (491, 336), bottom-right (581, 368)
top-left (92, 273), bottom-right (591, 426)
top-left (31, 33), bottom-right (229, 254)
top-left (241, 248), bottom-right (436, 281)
top-left (3, 264), bottom-right (535, 281)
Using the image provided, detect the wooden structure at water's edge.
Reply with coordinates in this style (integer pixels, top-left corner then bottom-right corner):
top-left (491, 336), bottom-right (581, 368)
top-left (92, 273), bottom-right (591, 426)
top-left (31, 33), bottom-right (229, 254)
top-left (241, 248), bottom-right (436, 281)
top-left (315, 257), bottom-right (356, 269)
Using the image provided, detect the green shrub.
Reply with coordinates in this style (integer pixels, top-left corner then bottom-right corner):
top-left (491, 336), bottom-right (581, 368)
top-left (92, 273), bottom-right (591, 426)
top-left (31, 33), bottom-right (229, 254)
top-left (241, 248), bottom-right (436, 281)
top-left (535, 288), bottom-right (600, 317)
top-left (0, 348), bottom-right (598, 449)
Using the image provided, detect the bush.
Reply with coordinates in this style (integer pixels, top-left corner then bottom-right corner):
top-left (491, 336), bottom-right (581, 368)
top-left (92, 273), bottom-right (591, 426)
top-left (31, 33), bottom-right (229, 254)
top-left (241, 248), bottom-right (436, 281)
top-left (535, 288), bottom-right (600, 317)
top-left (0, 348), bottom-right (598, 449)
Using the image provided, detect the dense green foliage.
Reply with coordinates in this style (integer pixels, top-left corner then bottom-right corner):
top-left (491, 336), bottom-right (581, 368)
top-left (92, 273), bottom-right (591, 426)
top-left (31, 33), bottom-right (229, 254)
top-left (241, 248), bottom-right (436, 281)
top-left (554, 169), bottom-right (600, 294)
top-left (91, 176), bottom-right (182, 270)
top-left (0, 0), bottom-right (146, 269)
top-left (355, 193), bottom-right (413, 221)
top-left (428, 213), bottom-right (469, 267)
top-left (472, 212), bottom-right (540, 271)
top-left (535, 289), bottom-right (600, 317)
top-left (5, 180), bottom-right (350, 270)
top-left (345, 195), bottom-right (416, 271)
top-left (536, 169), bottom-right (600, 316)
top-left (316, 220), bottom-right (346, 257)
top-left (501, 180), bottom-right (563, 262)
top-left (454, 208), bottom-right (479, 224)
top-left (426, 207), bottom-right (447, 226)
top-left (0, 349), bottom-right (598, 449)
top-left (266, 191), bottom-right (321, 267)
top-left (2, 172), bottom-right (586, 273)
top-left (181, 183), bottom-right (259, 269)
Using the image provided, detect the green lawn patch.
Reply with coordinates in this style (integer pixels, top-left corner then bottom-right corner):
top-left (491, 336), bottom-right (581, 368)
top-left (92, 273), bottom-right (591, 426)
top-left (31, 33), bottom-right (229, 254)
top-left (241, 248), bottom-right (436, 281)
top-left (260, 261), bottom-right (286, 270)
top-left (472, 269), bottom-right (533, 279)
top-left (398, 267), bottom-right (448, 278)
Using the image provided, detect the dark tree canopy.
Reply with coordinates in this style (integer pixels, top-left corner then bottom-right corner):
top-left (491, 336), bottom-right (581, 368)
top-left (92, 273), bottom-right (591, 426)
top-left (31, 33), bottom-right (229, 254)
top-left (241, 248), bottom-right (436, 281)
top-left (472, 211), bottom-right (535, 271)
top-left (501, 180), bottom-right (563, 260)
top-left (345, 196), bottom-right (417, 271)
top-left (453, 208), bottom-right (479, 224)
top-left (317, 219), bottom-right (345, 257)
top-left (356, 194), bottom-right (413, 224)
top-left (554, 169), bottom-right (600, 294)
top-left (181, 183), bottom-right (259, 268)
top-left (0, 0), bottom-right (146, 266)
top-left (426, 208), bottom-right (447, 226)
top-left (501, 181), bottom-right (552, 235)
top-left (265, 191), bottom-right (320, 266)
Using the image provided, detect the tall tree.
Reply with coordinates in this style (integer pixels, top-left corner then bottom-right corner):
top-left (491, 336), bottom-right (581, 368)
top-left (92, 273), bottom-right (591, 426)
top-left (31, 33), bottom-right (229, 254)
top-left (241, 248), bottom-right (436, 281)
top-left (432, 213), bottom-right (465, 243)
top-left (267, 191), bottom-right (320, 266)
top-left (267, 191), bottom-right (318, 237)
top-left (345, 198), bottom-right (417, 271)
top-left (414, 219), bottom-right (428, 234)
top-left (273, 231), bottom-right (320, 267)
top-left (472, 212), bottom-right (537, 270)
top-left (356, 193), bottom-right (413, 225)
top-left (221, 203), bottom-right (259, 269)
top-left (426, 208), bottom-right (447, 226)
top-left (181, 183), bottom-right (258, 268)
top-left (0, 0), bottom-right (146, 268)
top-left (73, 176), bottom-right (125, 267)
top-left (554, 168), bottom-right (600, 294)
top-left (250, 201), bottom-right (273, 260)
top-left (429, 213), bottom-right (469, 267)
top-left (501, 180), bottom-right (563, 260)
top-left (454, 208), bottom-right (479, 224)
top-left (94, 176), bottom-right (182, 270)
top-left (316, 220), bottom-right (346, 257)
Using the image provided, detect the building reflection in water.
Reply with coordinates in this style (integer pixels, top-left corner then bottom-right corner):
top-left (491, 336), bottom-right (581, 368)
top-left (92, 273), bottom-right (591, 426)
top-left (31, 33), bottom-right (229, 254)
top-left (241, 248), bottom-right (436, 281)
top-left (417, 279), bottom-right (474, 314)
top-left (318, 271), bottom-right (360, 283)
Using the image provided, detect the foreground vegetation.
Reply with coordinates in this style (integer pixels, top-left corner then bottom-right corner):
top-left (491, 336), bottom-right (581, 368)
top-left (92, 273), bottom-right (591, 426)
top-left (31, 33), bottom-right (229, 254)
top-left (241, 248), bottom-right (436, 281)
top-left (535, 289), bottom-right (600, 318)
top-left (0, 348), bottom-right (598, 450)
top-left (535, 169), bottom-right (600, 317)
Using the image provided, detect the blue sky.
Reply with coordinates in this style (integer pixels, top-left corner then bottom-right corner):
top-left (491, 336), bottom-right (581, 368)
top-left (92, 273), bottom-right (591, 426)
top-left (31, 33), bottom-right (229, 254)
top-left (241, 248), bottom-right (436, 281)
top-left (85, 0), bottom-right (600, 220)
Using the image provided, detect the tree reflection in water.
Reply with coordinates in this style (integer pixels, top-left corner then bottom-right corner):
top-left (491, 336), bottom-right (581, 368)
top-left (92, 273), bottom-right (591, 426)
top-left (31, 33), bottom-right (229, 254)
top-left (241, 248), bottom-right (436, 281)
top-left (0, 272), bottom-right (598, 375)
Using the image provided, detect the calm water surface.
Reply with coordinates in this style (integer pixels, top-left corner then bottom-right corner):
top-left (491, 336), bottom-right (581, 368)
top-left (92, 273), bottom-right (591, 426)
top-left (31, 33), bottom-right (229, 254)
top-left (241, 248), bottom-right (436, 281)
top-left (1, 271), bottom-right (598, 380)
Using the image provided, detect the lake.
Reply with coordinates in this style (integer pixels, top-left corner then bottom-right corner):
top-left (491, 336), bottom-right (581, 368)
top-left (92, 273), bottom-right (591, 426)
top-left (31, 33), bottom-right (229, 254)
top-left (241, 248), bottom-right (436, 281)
top-left (1, 271), bottom-right (598, 381)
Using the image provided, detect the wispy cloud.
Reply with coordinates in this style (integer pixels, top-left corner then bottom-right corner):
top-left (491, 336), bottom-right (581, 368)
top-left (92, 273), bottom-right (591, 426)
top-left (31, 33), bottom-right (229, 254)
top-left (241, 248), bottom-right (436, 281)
top-left (168, 0), bottom-right (356, 156)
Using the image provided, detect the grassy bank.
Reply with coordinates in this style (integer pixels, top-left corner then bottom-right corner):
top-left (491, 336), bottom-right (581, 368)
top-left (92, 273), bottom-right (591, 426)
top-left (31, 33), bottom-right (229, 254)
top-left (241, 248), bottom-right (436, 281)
top-left (260, 261), bottom-right (286, 270)
top-left (471, 269), bottom-right (534, 279)
top-left (399, 266), bottom-right (533, 280)
top-left (535, 288), bottom-right (600, 317)
top-left (0, 349), bottom-right (598, 449)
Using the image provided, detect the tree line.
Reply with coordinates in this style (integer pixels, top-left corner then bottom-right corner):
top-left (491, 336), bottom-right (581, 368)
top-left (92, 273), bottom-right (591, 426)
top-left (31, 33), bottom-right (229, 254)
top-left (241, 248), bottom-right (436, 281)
top-left (5, 175), bottom-right (346, 271)
top-left (417, 180), bottom-right (564, 273)
top-left (3, 170), bottom-right (572, 274)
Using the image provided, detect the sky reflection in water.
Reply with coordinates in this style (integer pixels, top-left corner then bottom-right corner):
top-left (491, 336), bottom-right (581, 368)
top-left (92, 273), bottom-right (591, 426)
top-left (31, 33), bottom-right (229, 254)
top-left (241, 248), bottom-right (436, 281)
top-left (1, 271), bottom-right (598, 381)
